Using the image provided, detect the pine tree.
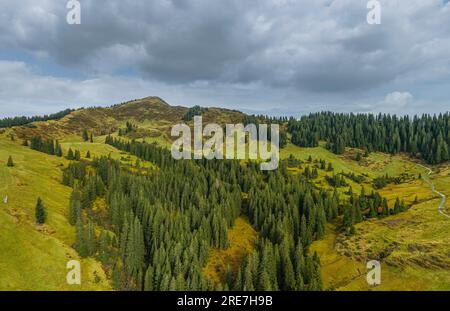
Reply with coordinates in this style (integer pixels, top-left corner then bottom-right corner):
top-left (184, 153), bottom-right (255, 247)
top-left (243, 261), bottom-right (255, 291)
top-left (55, 141), bottom-right (63, 157)
top-left (35, 197), bottom-right (46, 224)
top-left (342, 205), bottom-right (352, 229)
top-left (393, 197), bottom-right (401, 214)
top-left (86, 221), bottom-right (97, 256)
top-left (327, 163), bottom-right (333, 171)
top-left (123, 217), bottom-right (145, 280)
top-left (233, 269), bottom-right (243, 290)
top-left (315, 206), bottom-right (326, 240)
top-left (98, 231), bottom-right (110, 265)
top-left (353, 201), bottom-right (362, 223)
top-left (7, 156), bottom-right (14, 167)
top-left (75, 218), bottom-right (88, 257)
top-left (300, 215), bottom-right (309, 247)
top-left (67, 148), bottom-right (75, 160)
top-left (258, 270), bottom-right (272, 291)
top-left (382, 198), bottom-right (389, 216)
top-left (69, 187), bottom-right (82, 225)
top-left (369, 202), bottom-right (377, 218)
top-left (75, 150), bottom-right (81, 161)
top-left (82, 129), bottom-right (89, 142)
top-left (281, 253), bottom-right (296, 290)
top-left (112, 261), bottom-right (123, 290)
top-left (144, 266), bottom-right (154, 291)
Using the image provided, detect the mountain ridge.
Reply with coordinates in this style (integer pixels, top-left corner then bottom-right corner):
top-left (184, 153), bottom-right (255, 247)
top-left (11, 96), bottom-right (246, 140)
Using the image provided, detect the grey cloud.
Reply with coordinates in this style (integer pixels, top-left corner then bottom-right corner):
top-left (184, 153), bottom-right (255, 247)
top-left (0, 0), bottom-right (449, 115)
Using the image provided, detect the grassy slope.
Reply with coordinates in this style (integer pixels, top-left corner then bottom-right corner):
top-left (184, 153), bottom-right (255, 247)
top-left (59, 134), bottom-right (156, 169)
top-left (288, 145), bottom-right (450, 290)
top-left (0, 134), bottom-right (111, 290)
top-left (1, 98), bottom-right (246, 290)
top-left (340, 196), bottom-right (450, 291)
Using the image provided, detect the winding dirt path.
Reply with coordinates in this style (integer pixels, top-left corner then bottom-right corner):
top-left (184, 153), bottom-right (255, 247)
top-left (416, 163), bottom-right (450, 219)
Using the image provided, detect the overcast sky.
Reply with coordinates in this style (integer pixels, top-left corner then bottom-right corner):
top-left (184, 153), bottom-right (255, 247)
top-left (0, 0), bottom-right (449, 117)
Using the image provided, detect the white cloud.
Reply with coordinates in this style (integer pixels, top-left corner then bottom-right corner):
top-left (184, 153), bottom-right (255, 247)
top-left (382, 91), bottom-right (414, 108)
top-left (354, 91), bottom-right (418, 114)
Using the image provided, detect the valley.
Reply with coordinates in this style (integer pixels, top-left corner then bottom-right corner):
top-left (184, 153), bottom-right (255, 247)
top-left (0, 97), bottom-right (449, 291)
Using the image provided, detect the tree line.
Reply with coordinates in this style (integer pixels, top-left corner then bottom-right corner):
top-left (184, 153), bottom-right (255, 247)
top-left (288, 112), bottom-right (450, 164)
top-left (0, 109), bottom-right (74, 128)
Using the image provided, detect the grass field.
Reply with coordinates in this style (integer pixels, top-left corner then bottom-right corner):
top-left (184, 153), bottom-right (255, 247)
top-left (337, 195), bottom-right (450, 291)
top-left (59, 135), bottom-right (156, 170)
top-left (0, 135), bottom-right (111, 290)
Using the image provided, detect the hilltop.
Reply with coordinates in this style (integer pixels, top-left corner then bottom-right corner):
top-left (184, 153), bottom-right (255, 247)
top-left (10, 97), bottom-right (245, 141)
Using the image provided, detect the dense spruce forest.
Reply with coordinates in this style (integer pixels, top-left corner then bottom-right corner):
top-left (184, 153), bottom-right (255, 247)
top-left (72, 136), bottom-right (326, 290)
top-left (9, 105), bottom-right (432, 291)
top-left (43, 131), bottom-right (401, 291)
top-left (243, 115), bottom-right (289, 148)
top-left (0, 109), bottom-right (74, 128)
top-left (288, 112), bottom-right (450, 164)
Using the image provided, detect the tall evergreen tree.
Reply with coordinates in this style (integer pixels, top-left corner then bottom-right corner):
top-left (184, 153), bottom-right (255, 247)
top-left (67, 148), bottom-right (75, 160)
top-left (7, 156), bottom-right (14, 167)
top-left (82, 129), bottom-right (89, 142)
top-left (35, 197), bottom-right (47, 224)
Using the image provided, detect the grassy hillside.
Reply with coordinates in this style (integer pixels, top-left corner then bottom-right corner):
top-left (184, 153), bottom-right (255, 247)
top-left (12, 97), bottom-right (245, 142)
top-left (302, 146), bottom-right (450, 291)
top-left (0, 136), bottom-right (111, 290)
top-left (1, 97), bottom-right (449, 291)
top-left (0, 98), bottom-right (246, 290)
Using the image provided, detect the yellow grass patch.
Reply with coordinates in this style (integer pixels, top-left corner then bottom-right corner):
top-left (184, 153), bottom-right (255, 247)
top-left (203, 217), bottom-right (257, 284)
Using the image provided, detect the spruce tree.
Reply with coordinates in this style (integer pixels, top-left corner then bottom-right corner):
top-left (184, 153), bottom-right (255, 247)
top-left (67, 148), bottom-right (74, 160)
top-left (86, 221), bottom-right (97, 256)
top-left (55, 141), bottom-right (63, 157)
top-left (69, 189), bottom-right (82, 226)
top-left (82, 129), bottom-right (89, 142)
top-left (98, 231), bottom-right (110, 265)
top-left (35, 197), bottom-right (47, 224)
top-left (75, 218), bottom-right (88, 257)
top-left (7, 156), bottom-right (14, 167)
top-left (75, 150), bottom-right (81, 161)
top-left (144, 266), bottom-right (154, 291)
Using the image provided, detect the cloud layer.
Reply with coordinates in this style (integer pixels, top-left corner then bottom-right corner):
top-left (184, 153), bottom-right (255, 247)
top-left (0, 0), bottom-right (449, 116)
